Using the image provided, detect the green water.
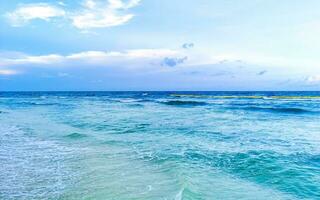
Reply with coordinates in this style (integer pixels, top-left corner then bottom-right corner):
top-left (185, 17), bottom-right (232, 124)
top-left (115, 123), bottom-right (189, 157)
top-left (1, 92), bottom-right (320, 199)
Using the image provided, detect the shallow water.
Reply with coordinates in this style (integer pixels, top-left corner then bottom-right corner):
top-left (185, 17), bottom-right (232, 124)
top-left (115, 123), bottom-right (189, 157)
top-left (0, 91), bottom-right (320, 199)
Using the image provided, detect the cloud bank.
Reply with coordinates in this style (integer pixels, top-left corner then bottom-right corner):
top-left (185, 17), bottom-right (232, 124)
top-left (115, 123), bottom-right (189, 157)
top-left (0, 49), bottom-right (183, 69)
top-left (1, 48), bottom-right (319, 90)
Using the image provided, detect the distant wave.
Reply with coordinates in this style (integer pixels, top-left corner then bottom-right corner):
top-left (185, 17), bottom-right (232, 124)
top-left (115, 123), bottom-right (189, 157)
top-left (16, 102), bottom-right (63, 106)
top-left (171, 94), bottom-right (320, 100)
top-left (118, 98), bottom-right (142, 103)
top-left (161, 100), bottom-right (208, 106)
top-left (237, 106), bottom-right (312, 114)
top-left (161, 100), bottom-right (313, 113)
top-left (171, 94), bottom-right (263, 99)
top-left (114, 98), bottom-right (153, 103)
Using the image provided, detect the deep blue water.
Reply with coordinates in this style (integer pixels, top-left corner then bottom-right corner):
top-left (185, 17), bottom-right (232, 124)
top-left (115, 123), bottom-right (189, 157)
top-left (0, 91), bottom-right (320, 199)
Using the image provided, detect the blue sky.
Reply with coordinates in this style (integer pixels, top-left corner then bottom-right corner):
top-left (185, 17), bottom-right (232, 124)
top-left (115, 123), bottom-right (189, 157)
top-left (1, 0), bottom-right (320, 91)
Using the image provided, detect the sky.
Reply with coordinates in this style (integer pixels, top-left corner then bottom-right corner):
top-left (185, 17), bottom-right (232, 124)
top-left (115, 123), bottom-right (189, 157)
top-left (0, 0), bottom-right (320, 91)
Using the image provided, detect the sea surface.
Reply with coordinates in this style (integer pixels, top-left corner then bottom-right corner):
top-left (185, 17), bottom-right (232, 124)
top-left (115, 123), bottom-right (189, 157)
top-left (0, 91), bottom-right (320, 200)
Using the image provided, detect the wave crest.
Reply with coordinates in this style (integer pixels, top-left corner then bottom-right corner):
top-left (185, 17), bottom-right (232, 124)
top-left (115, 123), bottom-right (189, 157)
top-left (241, 106), bottom-right (311, 114)
top-left (161, 100), bottom-right (208, 106)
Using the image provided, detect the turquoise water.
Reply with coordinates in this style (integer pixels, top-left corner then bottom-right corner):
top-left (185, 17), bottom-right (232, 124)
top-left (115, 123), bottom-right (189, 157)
top-left (0, 92), bottom-right (320, 200)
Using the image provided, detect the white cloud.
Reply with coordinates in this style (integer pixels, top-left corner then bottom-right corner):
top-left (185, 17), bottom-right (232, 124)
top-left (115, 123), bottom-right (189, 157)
top-left (109, 0), bottom-right (141, 9)
top-left (83, 0), bottom-right (97, 9)
top-left (71, 0), bottom-right (141, 29)
top-left (71, 12), bottom-right (133, 29)
top-left (58, 1), bottom-right (67, 6)
top-left (4, 54), bottom-right (64, 65)
top-left (6, 0), bottom-right (141, 29)
top-left (6, 3), bottom-right (65, 26)
top-left (306, 75), bottom-right (320, 84)
top-left (0, 69), bottom-right (19, 75)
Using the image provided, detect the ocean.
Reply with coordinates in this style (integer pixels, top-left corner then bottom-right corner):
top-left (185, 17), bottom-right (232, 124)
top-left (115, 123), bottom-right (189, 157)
top-left (0, 91), bottom-right (319, 199)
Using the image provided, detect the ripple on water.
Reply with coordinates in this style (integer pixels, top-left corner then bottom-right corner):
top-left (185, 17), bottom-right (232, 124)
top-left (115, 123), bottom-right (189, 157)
top-left (64, 132), bottom-right (88, 139)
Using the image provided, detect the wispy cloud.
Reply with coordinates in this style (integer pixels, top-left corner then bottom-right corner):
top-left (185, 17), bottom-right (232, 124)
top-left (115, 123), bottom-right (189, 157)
top-left (5, 0), bottom-right (141, 29)
top-left (306, 75), bottom-right (320, 84)
top-left (0, 49), bottom-right (181, 69)
top-left (5, 3), bottom-right (65, 26)
top-left (0, 69), bottom-right (19, 75)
